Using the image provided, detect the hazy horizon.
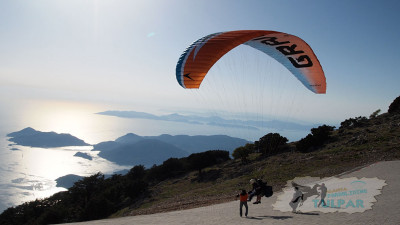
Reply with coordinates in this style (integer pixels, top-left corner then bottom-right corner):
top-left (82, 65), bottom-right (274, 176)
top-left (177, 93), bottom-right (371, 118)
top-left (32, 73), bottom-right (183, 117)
top-left (1, 0), bottom-right (400, 214)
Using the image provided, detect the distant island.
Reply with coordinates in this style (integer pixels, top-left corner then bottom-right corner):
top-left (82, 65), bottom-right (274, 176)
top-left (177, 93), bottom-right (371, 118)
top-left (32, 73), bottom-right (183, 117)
top-left (56, 170), bottom-right (129, 189)
top-left (93, 133), bottom-right (250, 166)
top-left (55, 174), bottom-right (84, 189)
top-left (74, 152), bottom-right (93, 160)
top-left (7, 127), bottom-right (90, 148)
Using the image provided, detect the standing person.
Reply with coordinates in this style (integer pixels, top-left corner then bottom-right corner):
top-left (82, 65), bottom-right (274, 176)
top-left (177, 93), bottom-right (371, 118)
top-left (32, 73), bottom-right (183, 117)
top-left (318, 183), bottom-right (327, 207)
top-left (289, 187), bottom-right (303, 213)
top-left (236, 189), bottom-right (248, 217)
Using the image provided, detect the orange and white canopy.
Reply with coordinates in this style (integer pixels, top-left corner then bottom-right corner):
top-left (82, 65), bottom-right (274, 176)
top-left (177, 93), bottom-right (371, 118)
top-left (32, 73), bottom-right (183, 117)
top-left (176, 30), bottom-right (326, 94)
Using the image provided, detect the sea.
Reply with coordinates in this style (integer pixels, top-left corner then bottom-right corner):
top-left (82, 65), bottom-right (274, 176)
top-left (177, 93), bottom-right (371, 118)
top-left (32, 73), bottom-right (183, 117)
top-left (0, 99), bottom-right (309, 213)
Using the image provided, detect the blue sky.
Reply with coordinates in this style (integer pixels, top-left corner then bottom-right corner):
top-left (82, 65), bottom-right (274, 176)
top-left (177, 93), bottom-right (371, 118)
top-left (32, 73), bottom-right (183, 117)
top-left (1, 0), bottom-right (399, 127)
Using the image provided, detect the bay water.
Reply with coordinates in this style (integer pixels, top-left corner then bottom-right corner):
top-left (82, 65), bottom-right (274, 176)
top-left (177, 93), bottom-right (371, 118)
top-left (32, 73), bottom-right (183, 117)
top-left (0, 99), bottom-right (308, 213)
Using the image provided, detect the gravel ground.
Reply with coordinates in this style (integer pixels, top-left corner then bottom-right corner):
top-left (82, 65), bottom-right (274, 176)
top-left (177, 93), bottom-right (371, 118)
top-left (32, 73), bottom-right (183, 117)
top-left (65, 160), bottom-right (400, 225)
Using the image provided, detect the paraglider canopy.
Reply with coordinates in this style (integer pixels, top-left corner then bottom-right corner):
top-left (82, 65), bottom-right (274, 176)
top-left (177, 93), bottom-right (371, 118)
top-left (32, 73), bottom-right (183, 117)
top-left (176, 30), bottom-right (326, 94)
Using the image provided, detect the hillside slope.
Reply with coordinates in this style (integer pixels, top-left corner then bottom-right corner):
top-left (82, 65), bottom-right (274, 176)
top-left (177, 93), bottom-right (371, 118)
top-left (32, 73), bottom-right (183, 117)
top-left (124, 112), bottom-right (400, 216)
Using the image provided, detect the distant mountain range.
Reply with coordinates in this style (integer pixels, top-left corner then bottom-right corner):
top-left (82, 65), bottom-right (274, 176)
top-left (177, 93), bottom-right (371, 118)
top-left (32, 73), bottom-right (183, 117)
top-left (96, 110), bottom-right (316, 131)
top-left (7, 127), bottom-right (89, 148)
top-left (93, 133), bottom-right (249, 166)
top-left (7, 127), bottom-right (249, 167)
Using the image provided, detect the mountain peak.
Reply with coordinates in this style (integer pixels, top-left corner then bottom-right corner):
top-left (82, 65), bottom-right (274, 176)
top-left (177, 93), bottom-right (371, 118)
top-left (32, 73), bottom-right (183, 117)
top-left (115, 133), bottom-right (143, 144)
top-left (7, 127), bottom-right (37, 137)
